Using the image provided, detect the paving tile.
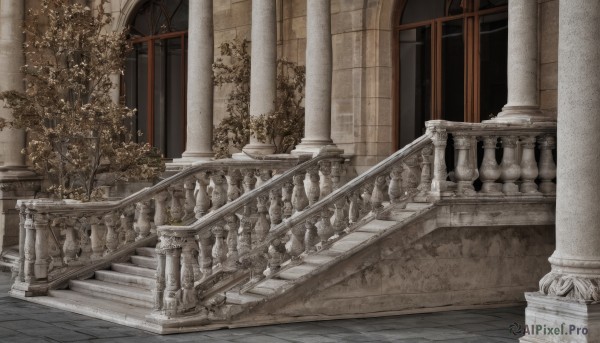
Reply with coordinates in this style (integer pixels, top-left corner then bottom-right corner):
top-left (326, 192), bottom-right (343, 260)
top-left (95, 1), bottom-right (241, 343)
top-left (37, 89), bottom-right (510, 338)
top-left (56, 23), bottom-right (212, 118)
top-left (16, 327), bottom-right (94, 342)
top-left (230, 334), bottom-right (295, 343)
top-left (0, 319), bottom-right (54, 330)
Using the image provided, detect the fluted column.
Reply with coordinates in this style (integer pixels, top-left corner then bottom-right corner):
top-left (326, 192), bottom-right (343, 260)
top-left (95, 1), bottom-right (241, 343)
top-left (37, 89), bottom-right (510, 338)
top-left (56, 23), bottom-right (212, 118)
top-left (180, 0), bottom-right (214, 160)
top-left (0, 0), bottom-right (30, 177)
top-left (524, 1), bottom-right (600, 341)
top-left (241, 0), bottom-right (276, 155)
top-left (292, 0), bottom-right (334, 155)
top-left (493, 0), bottom-right (548, 123)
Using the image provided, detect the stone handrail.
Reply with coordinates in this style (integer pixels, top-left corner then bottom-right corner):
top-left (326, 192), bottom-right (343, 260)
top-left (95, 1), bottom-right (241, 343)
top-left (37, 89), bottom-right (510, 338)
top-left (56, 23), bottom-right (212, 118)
top-left (11, 155), bottom-right (312, 296)
top-left (151, 120), bottom-right (557, 318)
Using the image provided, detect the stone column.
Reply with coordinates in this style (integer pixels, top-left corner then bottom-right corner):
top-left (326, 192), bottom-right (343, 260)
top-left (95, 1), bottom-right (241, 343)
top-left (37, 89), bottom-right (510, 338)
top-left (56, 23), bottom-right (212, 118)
top-left (493, 0), bottom-right (547, 123)
top-left (292, 0), bottom-right (334, 155)
top-left (241, 0), bottom-right (277, 156)
top-left (523, 1), bottom-right (600, 342)
top-left (0, 0), bottom-right (39, 254)
top-left (179, 0), bottom-right (214, 161)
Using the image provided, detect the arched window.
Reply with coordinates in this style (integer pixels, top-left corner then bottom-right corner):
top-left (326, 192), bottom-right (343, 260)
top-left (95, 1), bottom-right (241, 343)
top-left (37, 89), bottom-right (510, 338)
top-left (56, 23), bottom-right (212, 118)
top-left (123, 0), bottom-right (189, 159)
top-left (393, 0), bottom-right (507, 149)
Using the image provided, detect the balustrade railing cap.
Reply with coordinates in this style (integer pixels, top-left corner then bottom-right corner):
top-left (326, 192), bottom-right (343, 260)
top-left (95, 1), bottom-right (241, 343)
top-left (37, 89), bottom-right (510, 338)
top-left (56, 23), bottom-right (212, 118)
top-left (425, 120), bottom-right (557, 135)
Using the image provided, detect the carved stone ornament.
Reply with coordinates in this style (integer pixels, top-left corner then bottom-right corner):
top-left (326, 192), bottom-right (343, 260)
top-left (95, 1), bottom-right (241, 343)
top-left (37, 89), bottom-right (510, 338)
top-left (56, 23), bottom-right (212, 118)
top-left (539, 272), bottom-right (600, 302)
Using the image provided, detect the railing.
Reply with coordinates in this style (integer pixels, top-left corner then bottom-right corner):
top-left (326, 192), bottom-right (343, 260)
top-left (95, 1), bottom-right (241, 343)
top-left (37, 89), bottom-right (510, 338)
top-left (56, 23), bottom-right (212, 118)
top-left (11, 155), bottom-right (312, 295)
top-left (154, 120), bottom-right (557, 319)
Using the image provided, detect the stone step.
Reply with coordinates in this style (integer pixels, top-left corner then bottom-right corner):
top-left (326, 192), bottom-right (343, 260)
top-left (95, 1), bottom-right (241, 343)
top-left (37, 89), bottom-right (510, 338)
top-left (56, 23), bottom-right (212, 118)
top-left (95, 270), bottom-right (155, 290)
top-left (278, 264), bottom-right (318, 281)
top-left (135, 247), bottom-right (157, 258)
top-left (405, 202), bottom-right (433, 211)
top-left (225, 291), bottom-right (265, 305)
top-left (69, 279), bottom-right (153, 308)
top-left (249, 279), bottom-right (290, 296)
top-left (111, 262), bottom-right (156, 279)
top-left (328, 231), bottom-right (376, 254)
top-left (302, 254), bottom-right (335, 266)
top-left (356, 219), bottom-right (397, 233)
top-left (130, 255), bottom-right (157, 269)
top-left (40, 290), bottom-right (160, 333)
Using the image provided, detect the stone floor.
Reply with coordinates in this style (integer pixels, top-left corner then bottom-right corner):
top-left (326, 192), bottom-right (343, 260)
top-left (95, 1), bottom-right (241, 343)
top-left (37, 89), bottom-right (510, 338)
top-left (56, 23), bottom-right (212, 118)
top-left (0, 271), bottom-right (525, 342)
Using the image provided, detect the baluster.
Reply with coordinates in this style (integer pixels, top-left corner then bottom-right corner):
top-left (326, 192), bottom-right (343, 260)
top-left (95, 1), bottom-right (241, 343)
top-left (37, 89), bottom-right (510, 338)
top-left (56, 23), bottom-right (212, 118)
top-left (153, 241), bottom-right (166, 312)
top-left (249, 253), bottom-right (268, 283)
top-left (417, 146), bottom-right (433, 195)
top-left (162, 240), bottom-right (181, 317)
top-left (194, 171), bottom-right (210, 219)
top-left (371, 175), bottom-right (386, 212)
top-left (319, 160), bottom-right (333, 198)
top-left (211, 169), bottom-right (227, 211)
top-left (224, 214), bottom-right (239, 271)
top-left (292, 173), bottom-right (309, 212)
top-left (136, 200), bottom-right (152, 240)
top-left (237, 217), bottom-right (252, 256)
top-left (361, 182), bottom-right (373, 214)
top-left (90, 216), bottom-right (104, 260)
top-left (121, 206), bottom-right (136, 245)
top-left (538, 135), bottom-right (557, 195)
top-left (307, 166), bottom-right (320, 205)
top-left (256, 169), bottom-right (272, 188)
top-left (183, 178), bottom-right (196, 220)
top-left (265, 239), bottom-right (286, 276)
top-left (403, 154), bottom-right (421, 191)
top-left (348, 191), bottom-right (361, 223)
top-left (17, 204), bottom-right (26, 282)
top-left (34, 212), bottom-right (50, 280)
top-left (243, 168), bottom-right (257, 193)
top-left (23, 210), bottom-right (35, 282)
top-left (255, 193), bottom-right (270, 242)
top-left (429, 128), bottom-right (448, 194)
top-left (388, 165), bottom-right (404, 204)
top-left (169, 184), bottom-right (184, 222)
top-left (153, 191), bottom-right (169, 227)
top-left (104, 212), bottom-right (119, 256)
top-left (282, 182), bottom-right (294, 218)
top-left (269, 188), bottom-right (283, 229)
top-left (453, 134), bottom-right (476, 195)
top-left (332, 197), bottom-right (348, 236)
top-left (304, 216), bottom-right (319, 252)
top-left (479, 136), bottom-right (502, 194)
top-left (317, 208), bottom-right (334, 244)
top-left (287, 224), bottom-right (305, 259)
top-left (212, 224), bottom-right (227, 268)
top-left (500, 136), bottom-right (521, 195)
top-left (519, 135), bottom-right (540, 194)
top-left (180, 240), bottom-right (198, 312)
top-left (62, 217), bottom-right (78, 264)
top-left (227, 169), bottom-right (243, 202)
top-left (197, 231), bottom-right (214, 279)
top-left (77, 217), bottom-right (92, 263)
top-left (48, 217), bottom-right (63, 269)
top-left (331, 160), bottom-right (342, 190)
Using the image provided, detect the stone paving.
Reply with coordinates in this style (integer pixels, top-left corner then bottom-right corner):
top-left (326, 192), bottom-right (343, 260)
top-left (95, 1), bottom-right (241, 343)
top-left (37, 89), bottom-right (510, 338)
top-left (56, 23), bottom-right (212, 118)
top-left (0, 272), bottom-right (525, 342)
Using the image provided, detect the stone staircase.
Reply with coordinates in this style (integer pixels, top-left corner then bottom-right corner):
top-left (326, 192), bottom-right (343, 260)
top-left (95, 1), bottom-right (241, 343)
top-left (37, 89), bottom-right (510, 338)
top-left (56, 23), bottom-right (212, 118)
top-left (9, 120), bottom-right (558, 334)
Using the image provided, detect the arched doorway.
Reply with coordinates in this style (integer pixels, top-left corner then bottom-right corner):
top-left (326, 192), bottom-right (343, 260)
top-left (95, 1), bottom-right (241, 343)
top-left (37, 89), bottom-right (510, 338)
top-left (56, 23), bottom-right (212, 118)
top-left (393, 0), bottom-right (508, 149)
top-left (123, 0), bottom-right (189, 159)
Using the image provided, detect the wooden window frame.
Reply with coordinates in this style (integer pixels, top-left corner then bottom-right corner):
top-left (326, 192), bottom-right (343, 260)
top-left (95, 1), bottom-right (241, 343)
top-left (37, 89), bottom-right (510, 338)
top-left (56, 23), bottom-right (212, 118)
top-left (392, 0), bottom-right (507, 149)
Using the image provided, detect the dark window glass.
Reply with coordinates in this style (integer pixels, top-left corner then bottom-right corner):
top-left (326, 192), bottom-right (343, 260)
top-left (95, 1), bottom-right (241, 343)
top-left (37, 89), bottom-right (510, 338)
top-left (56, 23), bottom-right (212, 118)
top-left (479, 12), bottom-right (508, 119)
top-left (479, 0), bottom-right (508, 10)
top-left (441, 19), bottom-right (464, 122)
top-left (401, 0), bottom-right (444, 24)
top-left (131, 0), bottom-right (189, 37)
top-left (446, 0), bottom-right (464, 16)
top-left (399, 26), bottom-right (431, 148)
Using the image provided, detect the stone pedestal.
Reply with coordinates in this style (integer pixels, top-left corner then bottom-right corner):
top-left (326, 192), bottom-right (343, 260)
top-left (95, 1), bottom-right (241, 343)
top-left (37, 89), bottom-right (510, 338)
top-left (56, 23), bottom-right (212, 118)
top-left (0, 179), bottom-right (40, 253)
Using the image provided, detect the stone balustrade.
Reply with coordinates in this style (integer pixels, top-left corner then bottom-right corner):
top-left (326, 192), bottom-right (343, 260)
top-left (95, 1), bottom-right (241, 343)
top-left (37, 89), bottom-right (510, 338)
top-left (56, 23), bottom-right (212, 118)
top-left (11, 156), bottom-right (311, 296)
top-left (153, 120), bottom-right (557, 318)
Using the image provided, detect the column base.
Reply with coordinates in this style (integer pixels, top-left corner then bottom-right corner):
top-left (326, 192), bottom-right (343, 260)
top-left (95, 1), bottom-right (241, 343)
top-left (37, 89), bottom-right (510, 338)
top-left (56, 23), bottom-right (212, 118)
top-left (521, 292), bottom-right (600, 342)
top-left (486, 106), bottom-right (554, 124)
top-left (241, 142), bottom-right (276, 156)
top-left (291, 139), bottom-right (336, 157)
